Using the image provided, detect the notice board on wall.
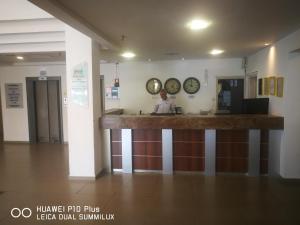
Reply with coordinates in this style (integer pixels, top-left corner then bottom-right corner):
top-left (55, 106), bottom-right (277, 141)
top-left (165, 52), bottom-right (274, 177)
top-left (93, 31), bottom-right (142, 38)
top-left (71, 62), bottom-right (89, 107)
top-left (5, 83), bottom-right (23, 108)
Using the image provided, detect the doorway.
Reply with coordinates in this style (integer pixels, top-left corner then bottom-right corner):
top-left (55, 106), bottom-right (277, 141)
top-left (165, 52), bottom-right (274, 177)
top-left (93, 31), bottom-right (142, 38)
top-left (26, 77), bottom-right (63, 143)
top-left (247, 75), bottom-right (257, 98)
top-left (216, 78), bottom-right (244, 114)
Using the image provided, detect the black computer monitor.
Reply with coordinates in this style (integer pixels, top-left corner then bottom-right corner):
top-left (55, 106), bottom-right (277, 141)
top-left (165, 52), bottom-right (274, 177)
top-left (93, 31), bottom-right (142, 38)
top-left (242, 98), bottom-right (269, 114)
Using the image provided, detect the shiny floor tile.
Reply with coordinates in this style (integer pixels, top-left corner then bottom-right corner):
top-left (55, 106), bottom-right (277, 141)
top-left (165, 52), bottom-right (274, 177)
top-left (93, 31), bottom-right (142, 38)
top-left (0, 143), bottom-right (300, 225)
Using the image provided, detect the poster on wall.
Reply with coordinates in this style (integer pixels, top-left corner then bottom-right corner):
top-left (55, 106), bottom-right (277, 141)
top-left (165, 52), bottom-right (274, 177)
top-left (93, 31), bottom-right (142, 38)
top-left (276, 77), bottom-right (284, 97)
top-left (258, 78), bottom-right (263, 95)
top-left (5, 83), bottom-right (23, 108)
top-left (71, 62), bottom-right (89, 107)
top-left (263, 77), bottom-right (269, 95)
top-left (269, 77), bottom-right (276, 95)
top-left (105, 86), bottom-right (119, 100)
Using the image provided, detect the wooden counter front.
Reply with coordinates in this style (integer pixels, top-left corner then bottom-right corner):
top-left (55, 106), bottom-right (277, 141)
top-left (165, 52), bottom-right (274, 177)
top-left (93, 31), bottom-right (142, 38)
top-left (100, 114), bottom-right (284, 130)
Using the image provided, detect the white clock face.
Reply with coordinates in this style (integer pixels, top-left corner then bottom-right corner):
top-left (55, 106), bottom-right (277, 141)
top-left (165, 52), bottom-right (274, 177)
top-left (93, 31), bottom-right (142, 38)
top-left (164, 78), bottom-right (181, 95)
top-left (183, 77), bottom-right (200, 94)
top-left (146, 78), bottom-right (162, 95)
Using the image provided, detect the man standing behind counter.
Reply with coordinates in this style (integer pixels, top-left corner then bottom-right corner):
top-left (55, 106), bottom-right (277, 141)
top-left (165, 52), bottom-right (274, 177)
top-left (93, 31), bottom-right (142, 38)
top-left (153, 89), bottom-right (176, 114)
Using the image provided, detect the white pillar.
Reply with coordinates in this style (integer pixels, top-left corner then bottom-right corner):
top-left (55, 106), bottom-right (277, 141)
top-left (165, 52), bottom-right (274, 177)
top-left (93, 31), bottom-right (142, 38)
top-left (162, 129), bottom-right (173, 174)
top-left (269, 130), bottom-right (283, 177)
top-left (205, 129), bottom-right (216, 176)
top-left (121, 129), bottom-right (133, 173)
top-left (65, 25), bottom-right (103, 178)
top-left (248, 129), bottom-right (261, 176)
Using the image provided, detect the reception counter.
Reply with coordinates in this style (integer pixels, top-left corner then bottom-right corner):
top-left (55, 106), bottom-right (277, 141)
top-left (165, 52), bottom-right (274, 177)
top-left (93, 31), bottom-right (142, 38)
top-left (100, 114), bottom-right (284, 176)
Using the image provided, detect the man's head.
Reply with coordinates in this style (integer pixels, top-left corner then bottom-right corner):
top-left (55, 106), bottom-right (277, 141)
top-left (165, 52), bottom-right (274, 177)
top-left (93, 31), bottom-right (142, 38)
top-left (160, 89), bottom-right (167, 100)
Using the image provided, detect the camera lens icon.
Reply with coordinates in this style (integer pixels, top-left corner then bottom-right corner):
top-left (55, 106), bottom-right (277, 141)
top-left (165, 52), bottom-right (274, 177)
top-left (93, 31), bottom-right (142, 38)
top-left (11, 208), bottom-right (32, 218)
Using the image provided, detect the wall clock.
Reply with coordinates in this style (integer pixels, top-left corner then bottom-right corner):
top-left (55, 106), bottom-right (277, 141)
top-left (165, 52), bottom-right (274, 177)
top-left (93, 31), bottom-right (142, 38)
top-left (146, 78), bottom-right (162, 95)
top-left (183, 77), bottom-right (200, 94)
top-left (164, 78), bottom-right (181, 95)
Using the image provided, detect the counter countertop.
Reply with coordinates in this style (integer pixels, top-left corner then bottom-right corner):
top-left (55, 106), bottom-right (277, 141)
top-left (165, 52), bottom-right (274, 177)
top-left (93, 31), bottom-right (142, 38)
top-left (100, 114), bottom-right (284, 130)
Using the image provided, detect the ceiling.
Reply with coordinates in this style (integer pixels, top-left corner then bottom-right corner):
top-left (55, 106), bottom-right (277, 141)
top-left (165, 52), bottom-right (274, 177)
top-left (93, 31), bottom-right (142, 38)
top-left (31, 0), bottom-right (300, 61)
top-left (0, 52), bottom-right (65, 65)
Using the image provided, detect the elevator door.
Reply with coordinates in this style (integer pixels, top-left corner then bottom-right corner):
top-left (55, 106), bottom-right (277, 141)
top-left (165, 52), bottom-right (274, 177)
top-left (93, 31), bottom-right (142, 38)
top-left (35, 81), bottom-right (50, 142)
top-left (34, 80), bottom-right (61, 143)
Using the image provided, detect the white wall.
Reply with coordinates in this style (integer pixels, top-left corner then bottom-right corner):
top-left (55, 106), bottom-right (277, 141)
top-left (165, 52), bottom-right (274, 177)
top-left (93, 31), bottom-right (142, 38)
top-left (0, 63), bottom-right (68, 142)
top-left (101, 58), bottom-right (244, 114)
top-left (248, 29), bottom-right (300, 178)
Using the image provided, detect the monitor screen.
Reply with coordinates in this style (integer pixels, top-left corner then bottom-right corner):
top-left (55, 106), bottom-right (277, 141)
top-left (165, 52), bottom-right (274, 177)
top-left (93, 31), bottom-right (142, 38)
top-left (242, 98), bottom-right (269, 114)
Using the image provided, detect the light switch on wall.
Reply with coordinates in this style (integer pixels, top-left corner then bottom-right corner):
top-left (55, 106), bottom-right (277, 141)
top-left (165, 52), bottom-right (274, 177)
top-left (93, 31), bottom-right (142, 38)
top-left (64, 97), bottom-right (68, 106)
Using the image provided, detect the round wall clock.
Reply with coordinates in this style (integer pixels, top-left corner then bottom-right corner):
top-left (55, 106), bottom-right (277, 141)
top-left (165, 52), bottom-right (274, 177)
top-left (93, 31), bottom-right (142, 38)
top-left (164, 78), bottom-right (181, 95)
top-left (183, 77), bottom-right (200, 94)
top-left (146, 78), bottom-right (162, 95)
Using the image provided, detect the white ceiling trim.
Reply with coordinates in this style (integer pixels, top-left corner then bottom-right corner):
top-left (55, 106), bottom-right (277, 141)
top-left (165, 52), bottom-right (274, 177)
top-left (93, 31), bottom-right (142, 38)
top-left (29, 0), bottom-right (119, 51)
top-left (0, 31), bottom-right (65, 44)
top-left (0, 42), bottom-right (65, 53)
top-left (0, 18), bottom-right (65, 34)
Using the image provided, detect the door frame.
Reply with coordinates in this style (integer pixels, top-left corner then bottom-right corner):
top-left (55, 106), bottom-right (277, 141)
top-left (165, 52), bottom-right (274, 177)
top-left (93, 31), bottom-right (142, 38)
top-left (215, 76), bottom-right (245, 111)
top-left (26, 77), bottom-right (64, 143)
top-left (246, 71), bottom-right (258, 98)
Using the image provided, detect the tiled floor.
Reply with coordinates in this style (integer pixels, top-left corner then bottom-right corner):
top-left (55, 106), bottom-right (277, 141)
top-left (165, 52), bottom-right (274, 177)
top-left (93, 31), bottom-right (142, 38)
top-left (0, 143), bottom-right (300, 225)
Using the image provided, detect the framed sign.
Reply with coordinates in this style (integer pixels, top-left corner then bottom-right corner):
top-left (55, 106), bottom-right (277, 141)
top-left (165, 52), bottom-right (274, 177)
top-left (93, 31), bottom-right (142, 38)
top-left (5, 83), bottom-right (23, 108)
top-left (276, 77), bottom-right (284, 97)
top-left (71, 62), bottom-right (89, 107)
top-left (258, 78), bottom-right (263, 95)
top-left (105, 86), bottom-right (120, 100)
top-left (269, 77), bottom-right (276, 96)
top-left (263, 77), bottom-right (269, 95)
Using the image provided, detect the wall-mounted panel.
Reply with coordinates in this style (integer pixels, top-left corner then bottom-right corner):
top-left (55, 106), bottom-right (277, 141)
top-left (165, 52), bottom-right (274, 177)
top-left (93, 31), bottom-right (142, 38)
top-left (132, 129), bottom-right (162, 170)
top-left (216, 130), bottom-right (248, 173)
top-left (260, 130), bottom-right (269, 174)
top-left (111, 129), bottom-right (122, 169)
top-left (173, 129), bottom-right (205, 171)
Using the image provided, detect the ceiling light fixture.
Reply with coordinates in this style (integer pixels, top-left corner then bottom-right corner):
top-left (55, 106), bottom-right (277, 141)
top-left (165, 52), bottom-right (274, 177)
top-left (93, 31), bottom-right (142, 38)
top-left (264, 43), bottom-right (270, 46)
top-left (121, 51), bottom-right (136, 59)
top-left (210, 49), bottom-right (224, 55)
top-left (16, 56), bottom-right (24, 60)
top-left (187, 19), bottom-right (211, 30)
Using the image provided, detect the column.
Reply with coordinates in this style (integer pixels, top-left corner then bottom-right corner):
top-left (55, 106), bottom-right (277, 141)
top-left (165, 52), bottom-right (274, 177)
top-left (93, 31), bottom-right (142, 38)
top-left (205, 129), bottom-right (216, 176)
top-left (162, 129), bottom-right (173, 174)
top-left (121, 129), bottom-right (133, 173)
top-left (248, 129), bottom-right (261, 176)
top-left (66, 25), bottom-right (103, 178)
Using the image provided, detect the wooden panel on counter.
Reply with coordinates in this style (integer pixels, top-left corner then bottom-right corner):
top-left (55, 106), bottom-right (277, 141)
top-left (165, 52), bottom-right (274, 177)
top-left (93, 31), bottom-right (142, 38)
top-left (132, 129), bottom-right (162, 170)
top-left (216, 130), bottom-right (248, 173)
top-left (173, 130), bottom-right (205, 171)
top-left (101, 114), bottom-right (284, 130)
top-left (111, 129), bottom-right (122, 169)
top-left (260, 130), bottom-right (269, 174)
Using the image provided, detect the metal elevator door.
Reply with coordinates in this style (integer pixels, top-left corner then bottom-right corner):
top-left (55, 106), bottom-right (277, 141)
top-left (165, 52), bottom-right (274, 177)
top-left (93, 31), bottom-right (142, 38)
top-left (35, 80), bottom-right (61, 143)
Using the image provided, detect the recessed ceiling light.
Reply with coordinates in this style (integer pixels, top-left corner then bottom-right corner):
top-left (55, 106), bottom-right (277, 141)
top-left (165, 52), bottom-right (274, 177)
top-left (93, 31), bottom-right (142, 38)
top-left (210, 49), bottom-right (224, 55)
top-left (121, 51), bottom-right (136, 59)
top-left (16, 56), bottom-right (24, 60)
top-left (264, 43), bottom-right (270, 46)
top-left (187, 19), bottom-right (211, 30)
